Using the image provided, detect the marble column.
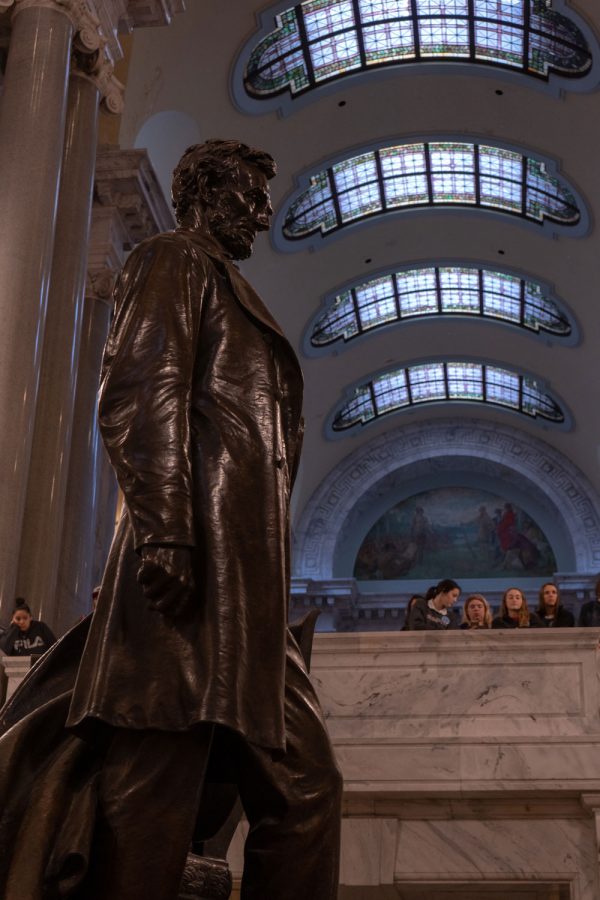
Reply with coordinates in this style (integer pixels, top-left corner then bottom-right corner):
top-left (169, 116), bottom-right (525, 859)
top-left (16, 62), bottom-right (100, 627)
top-left (54, 275), bottom-right (114, 634)
top-left (52, 151), bottom-right (172, 632)
top-left (0, 1), bottom-right (73, 619)
top-left (581, 794), bottom-right (600, 890)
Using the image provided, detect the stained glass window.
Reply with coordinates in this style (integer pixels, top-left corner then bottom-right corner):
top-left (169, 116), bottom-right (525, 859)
top-left (245, 0), bottom-right (592, 98)
top-left (332, 361), bottom-right (564, 430)
top-left (283, 141), bottom-right (579, 238)
top-left (311, 265), bottom-right (571, 345)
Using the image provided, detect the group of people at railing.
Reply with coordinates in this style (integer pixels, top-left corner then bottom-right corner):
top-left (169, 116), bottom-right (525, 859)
top-left (402, 578), bottom-right (600, 631)
top-left (1, 577), bottom-right (600, 664)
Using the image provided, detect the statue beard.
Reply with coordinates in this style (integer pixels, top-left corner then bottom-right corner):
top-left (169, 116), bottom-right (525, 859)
top-left (208, 210), bottom-right (254, 261)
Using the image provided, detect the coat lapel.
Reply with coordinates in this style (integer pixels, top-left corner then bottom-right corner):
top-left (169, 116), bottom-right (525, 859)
top-left (181, 229), bottom-right (303, 381)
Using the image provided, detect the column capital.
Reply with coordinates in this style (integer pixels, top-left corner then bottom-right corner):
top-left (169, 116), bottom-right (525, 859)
top-left (71, 46), bottom-right (124, 114)
top-left (86, 266), bottom-right (115, 306)
top-left (4, 1), bottom-right (102, 53)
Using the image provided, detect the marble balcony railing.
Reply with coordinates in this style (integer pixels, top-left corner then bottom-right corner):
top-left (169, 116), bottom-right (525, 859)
top-left (230, 629), bottom-right (600, 898)
top-left (310, 629), bottom-right (600, 796)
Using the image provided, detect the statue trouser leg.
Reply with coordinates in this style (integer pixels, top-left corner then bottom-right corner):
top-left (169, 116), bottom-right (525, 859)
top-left (84, 726), bottom-right (213, 900)
top-left (234, 637), bottom-right (343, 900)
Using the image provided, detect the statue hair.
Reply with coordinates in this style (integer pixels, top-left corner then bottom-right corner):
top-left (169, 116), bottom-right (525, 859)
top-left (172, 139), bottom-right (276, 225)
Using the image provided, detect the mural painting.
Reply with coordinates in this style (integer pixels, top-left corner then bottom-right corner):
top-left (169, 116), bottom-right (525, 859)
top-left (353, 486), bottom-right (557, 580)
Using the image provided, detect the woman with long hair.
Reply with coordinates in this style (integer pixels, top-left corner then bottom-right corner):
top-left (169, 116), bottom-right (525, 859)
top-left (461, 594), bottom-right (492, 629)
top-left (536, 582), bottom-right (574, 627)
top-left (406, 579), bottom-right (461, 630)
top-left (492, 587), bottom-right (542, 628)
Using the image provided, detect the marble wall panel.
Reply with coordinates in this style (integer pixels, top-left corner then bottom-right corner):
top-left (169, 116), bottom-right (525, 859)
top-left (340, 818), bottom-right (397, 885)
top-left (311, 631), bottom-right (600, 742)
top-left (394, 817), bottom-right (596, 899)
top-left (332, 737), bottom-right (600, 794)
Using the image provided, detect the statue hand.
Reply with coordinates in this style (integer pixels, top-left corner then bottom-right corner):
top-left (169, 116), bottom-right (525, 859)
top-left (137, 545), bottom-right (195, 618)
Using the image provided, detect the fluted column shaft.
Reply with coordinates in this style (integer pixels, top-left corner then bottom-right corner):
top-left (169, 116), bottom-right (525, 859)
top-left (0, 3), bottom-right (73, 619)
top-left (16, 69), bottom-right (100, 627)
top-left (54, 286), bottom-right (114, 634)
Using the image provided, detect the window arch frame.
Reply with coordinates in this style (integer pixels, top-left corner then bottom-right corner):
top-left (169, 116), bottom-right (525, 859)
top-left (303, 259), bottom-right (579, 354)
top-left (271, 134), bottom-right (590, 251)
top-left (326, 356), bottom-right (571, 438)
top-left (232, 0), bottom-right (600, 116)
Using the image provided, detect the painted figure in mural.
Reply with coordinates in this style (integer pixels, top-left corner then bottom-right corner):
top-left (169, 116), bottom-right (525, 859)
top-left (0, 140), bottom-right (342, 900)
top-left (496, 502), bottom-right (540, 571)
top-left (475, 506), bottom-right (496, 550)
top-left (411, 505), bottom-right (433, 564)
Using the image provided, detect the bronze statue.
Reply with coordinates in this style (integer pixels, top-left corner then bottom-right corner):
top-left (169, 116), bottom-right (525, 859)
top-left (0, 140), bottom-right (342, 899)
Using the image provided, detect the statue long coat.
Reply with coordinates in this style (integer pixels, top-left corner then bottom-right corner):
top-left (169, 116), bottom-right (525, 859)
top-left (67, 229), bottom-right (304, 752)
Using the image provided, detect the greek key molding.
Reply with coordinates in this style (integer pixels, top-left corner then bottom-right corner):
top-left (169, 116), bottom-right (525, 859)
top-left (293, 419), bottom-right (600, 577)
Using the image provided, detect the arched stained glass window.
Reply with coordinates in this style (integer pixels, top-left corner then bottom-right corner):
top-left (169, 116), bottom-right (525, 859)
top-left (332, 361), bottom-right (564, 430)
top-left (245, 0), bottom-right (592, 99)
top-left (283, 141), bottom-right (579, 238)
top-left (311, 265), bottom-right (571, 346)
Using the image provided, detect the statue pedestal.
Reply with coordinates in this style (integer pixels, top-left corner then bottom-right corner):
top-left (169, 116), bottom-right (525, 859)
top-left (2, 655), bottom-right (33, 703)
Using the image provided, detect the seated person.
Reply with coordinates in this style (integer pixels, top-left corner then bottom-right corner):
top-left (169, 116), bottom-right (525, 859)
top-left (0, 599), bottom-right (56, 656)
top-left (460, 594), bottom-right (492, 629)
top-left (406, 579), bottom-right (461, 630)
top-left (578, 577), bottom-right (600, 627)
top-left (536, 582), bottom-right (574, 627)
top-left (492, 587), bottom-right (542, 628)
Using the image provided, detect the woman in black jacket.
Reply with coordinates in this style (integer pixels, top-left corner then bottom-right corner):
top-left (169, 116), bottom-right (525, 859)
top-left (536, 582), bottom-right (574, 627)
top-left (0, 600), bottom-right (56, 656)
top-left (492, 587), bottom-right (542, 628)
top-left (406, 579), bottom-right (461, 630)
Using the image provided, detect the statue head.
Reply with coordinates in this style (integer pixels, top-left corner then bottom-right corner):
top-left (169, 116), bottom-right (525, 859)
top-left (172, 139), bottom-right (276, 260)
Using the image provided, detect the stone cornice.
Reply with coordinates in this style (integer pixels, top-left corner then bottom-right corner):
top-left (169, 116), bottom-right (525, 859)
top-left (94, 146), bottom-right (175, 243)
top-left (123, 0), bottom-right (185, 28)
top-left (87, 148), bottom-right (175, 302)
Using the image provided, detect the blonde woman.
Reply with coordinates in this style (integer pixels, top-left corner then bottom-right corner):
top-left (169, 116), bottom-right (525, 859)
top-left (460, 594), bottom-right (492, 629)
top-left (492, 587), bottom-right (542, 628)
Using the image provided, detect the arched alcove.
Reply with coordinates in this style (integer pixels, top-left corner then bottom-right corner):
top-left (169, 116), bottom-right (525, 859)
top-left (293, 419), bottom-right (600, 579)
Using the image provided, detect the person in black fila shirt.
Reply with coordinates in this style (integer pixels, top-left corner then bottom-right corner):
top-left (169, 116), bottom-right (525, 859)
top-left (0, 599), bottom-right (56, 657)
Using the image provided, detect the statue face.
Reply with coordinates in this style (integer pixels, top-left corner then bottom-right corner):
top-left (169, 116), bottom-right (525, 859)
top-left (208, 160), bottom-right (273, 260)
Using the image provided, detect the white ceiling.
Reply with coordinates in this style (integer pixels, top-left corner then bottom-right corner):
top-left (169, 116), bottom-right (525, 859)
top-left (118, 0), bottom-right (600, 528)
